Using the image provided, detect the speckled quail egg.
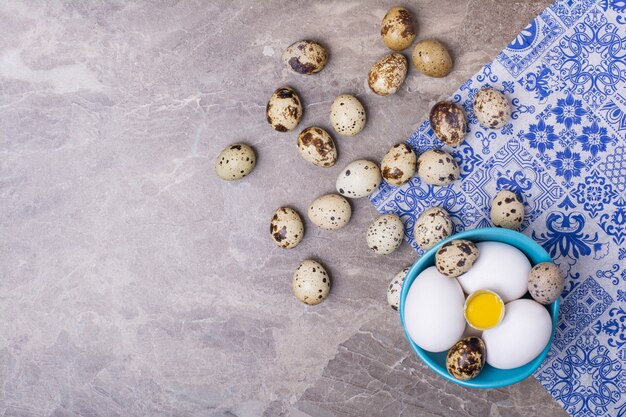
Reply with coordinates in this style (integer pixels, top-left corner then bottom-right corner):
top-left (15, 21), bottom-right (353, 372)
top-left (297, 127), bottom-right (337, 167)
top-left (446, 336), bottom-right (486, 380)
top-left (283, 40), bottom-right (328, 75)
top-left (308, 194), bottom-right (352, 230)
top-left (490, 190), bottom-right (524, 229)
top-left (435, 239), bottom-right (479, 277)
top-left (473, 87), bottom-right (511, 129)
top-left (381, 143), bottom-right (417, 186)
top-left (528, 262), bottom-right (564, 305)
top-left (336, 160), bottom-right (381, 198)
top-left (380, 7), bottom-right (416, 51)
top-left (411, 39), bottom-right (453, 78)
top-left (413, 207), bottom-right (453, 250)
top-left (266, 86), bottom-right (303, 132)
top-left (368, 53), bottom-right (408, 96)
top-left (270, 207), bottom-right (304, 249)
top-left (387, 266), bottom-right (410, 311)
top-left (417, 149), bottom-right (459, 186)
top-left (366, 213), bottom-right (404, 255)
top-left (215, 144), bottom-right (256, 181)
top-left (429, 101), bottom-right (467, 146)
top-left (330, 94), bottom-right (366, 137)
top-left (292, 259), bottom-right (330, 305)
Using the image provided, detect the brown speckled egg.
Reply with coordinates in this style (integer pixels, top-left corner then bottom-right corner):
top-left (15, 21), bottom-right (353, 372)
top-left (366, 213), bottom-right (404, 255)
top-left (336, 160), bottom-right (381, 198)
top-left (490, 190), bottom-right (524, 229)
top-left (292, 259), bottom-right (330, 305)
top-left (308, 194), bottom-right (352, 230)
top-left (429, 101), bottom-right (467, 146)
top-left (215, 144), bottom-right (256, 181)
top-left (417, 149), bottom-right (459, 186)
top-left (381, 143), bottom-right (417, 186)
top-left (270, 207), bottom-right (304, 249)
top-left (387, 266), bottom-right (410, 311)
top-left (368, 53), bottom-right (408, 96)
top-left (330, 94), bottom-right (366, 136)
top-left (446, 337), bottom-right (486, 380)
top-left (266, 86), bottom-right (303, 132)
top-left (435, 239), bottom-right (479, 277)
top-left (413, 207), bottom-right (452, 250)
top-left (381, 7), bottom-right (417, 51)
top-left (297, 127), bottom-right (337, 168)
top-left (411, 39), bottom-right (453, 78)
top-left (283, 40), bottom-right (328, 75)
top-left (528, 262), bottom-right (564, 305)
top-left (473, 88), bottom-right (511, 129)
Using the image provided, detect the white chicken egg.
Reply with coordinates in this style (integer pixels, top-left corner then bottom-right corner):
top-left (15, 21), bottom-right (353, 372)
top-left (456, 241), bottom-right (531, 303)
top-left (482, 299), bottom-right (552, 369)
top-left (403, 266), bottom-right (466, 352)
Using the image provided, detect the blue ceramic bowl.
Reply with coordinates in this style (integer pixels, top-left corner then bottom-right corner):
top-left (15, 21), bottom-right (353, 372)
top-left (399, 227), bottom-right (560, 389)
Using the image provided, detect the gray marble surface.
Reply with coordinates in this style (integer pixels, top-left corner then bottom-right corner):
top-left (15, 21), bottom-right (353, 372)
top-left (0, 1), bottom-right (569, 416)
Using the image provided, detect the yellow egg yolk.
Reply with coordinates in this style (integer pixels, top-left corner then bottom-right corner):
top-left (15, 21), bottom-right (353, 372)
top-left (465, 292), bottom-right (504, 329)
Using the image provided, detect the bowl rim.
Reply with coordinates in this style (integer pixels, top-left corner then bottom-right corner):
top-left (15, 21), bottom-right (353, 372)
top-left (399, 227), bottom-right (560, 389)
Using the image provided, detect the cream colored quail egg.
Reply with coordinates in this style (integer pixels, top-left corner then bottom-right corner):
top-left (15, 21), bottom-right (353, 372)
top-left (380, 7), bottom-right (416, 51)
top-left (387, 266), bottom-right (410, 311)
top-left (297, 127), bottom-right (337, 168)
top-left (368, 53), bottom-right (408, 96)
top-left (528, 262), bottom-right (564, 305)
top-left (381, 143), bottom-right (417, 186)
top-left (270, 207), bottom-right (304, 249)
top-left (417, 149), bottom-right (459, 186)
top-left (292, 259), bottom-right (330, 305)
top-left (411, 39), bottom-right (453, 78)
top-left (446, 336), bottom-right (486, 380)
top-left (413, 207), bottom-right (452, 250)
top-left (308, 194), bottom-right (352, 230)
top-left (215, 144), bottom-right (256, 181)
top-left (283, 40), bottom-right (328, 75)
top-left (336, 160), bottom-right (381, 198)
top-left (366, 213), bottom-right (404, 255)
top-left (473, 87), bottom-right (511, 129)
top-left (330, 94), bottom-right (366, 137)
top-left (435, 239), bottom-right (479, 277)
top-left (490, 190), bottom-right (524, 229)
top-left (429, 101), bottom-right (467, 146)
top-left (266, 86), bottom-right (303, 132)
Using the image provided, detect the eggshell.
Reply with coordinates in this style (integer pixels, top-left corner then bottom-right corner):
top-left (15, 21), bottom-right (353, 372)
top-left (403, 266), bottom-right (466, 352)
top-left (413, 207), bottom-right (453, 250)
top-left (266, 86), bottom-right (303, 132)
top-left (215, 144), bottom-right (256, 181)
top-left (482, 299), bottom-right (552, 369)
top-left (296, 127), bottom-right (337, 167)
top-left (381, 7), bottom-right (416, 51)
top-left (446, 336), bottom-right (486, 380)
top-left (283, 40), bottom-right (328, 75)
top-left (411, 39), bottom-right (453, 78)
top-left (368, 53), bottom-right (408, 96)
top-left (292, 259), bottom-right (331, 305)
top-left (429, 101), bottom-right (467, 146)
top-left (456, 241), bottom-right (531, 303)
top-left (387, 266), bottom-right (410, 311)
top-left (307, 194), bottom-right (352, 230)
top-left (381, 143), bottom-right (417, 186)
top-left (528, 262), bottom-right (564, 305)
top-left (417, 149), bottom-right (460, 186)
top-left (336, 160), bottom-right (381, 198)
top-left (491, 190), bottom-right (525, 230)
top-left (366, 213), bottom-right (404, 255)
top-left (473, 88), bottom-right (511, 129)
top-left (330, 94), bottom-right (366, 136)
top-left (435, 239), bottom-right (479, 277)
top-left (270, 207), bottom-right (304, 249)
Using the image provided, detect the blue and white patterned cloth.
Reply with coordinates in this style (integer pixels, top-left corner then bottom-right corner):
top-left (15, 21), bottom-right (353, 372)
top-left (370, 1), bottom-right (626, 415)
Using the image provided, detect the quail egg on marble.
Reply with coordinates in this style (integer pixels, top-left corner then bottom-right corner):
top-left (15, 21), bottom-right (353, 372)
top-left (297, 127), bottom-right (337, 167)
top-left (380, 6), bottom-right (416, 51)
top-left (446, 336), bottom-right (486, 380)
top-left (368, 53), bottom-right (408, 96)
top-left (336, 160), bottom-right (381, 198)
top-left (490, 190), bottom-right (524, 229)
top-left (283, 40), bottom-right (328, 75)
top-left (270, 207), bottom-right (304, 249)
top-left (473, 87), bottom-right (511, 129)
top-left (417, 149), bottom-right (459, 186)
top-left (429, 101), bottom-right (467, 146)
top-left (292, 259), bottom-right (330, 305)
top-left (266, 86), bottom-right (303, 132)
top-left (366, 213), bottom-right (404, 255)
top-left (435, 239), bottom-right (479, 277)
top-left (528, 262), bottom-right (564, 305)
top-left (330, 94), bottom-right (366, 137)
top-left (215, 144), bottom-right (256, 180)
top-left (411, 39), bottom-right (453, 78)
top-left (387, 266), bottom-right (410, 311)
top-left (413, 207), bottom-right (453, 250)
top-left (381, 143), bottom-right (417, 186)
top-left (308, 194), bottom-right (352, 230)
